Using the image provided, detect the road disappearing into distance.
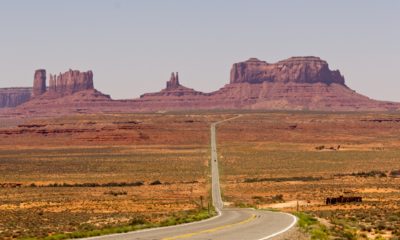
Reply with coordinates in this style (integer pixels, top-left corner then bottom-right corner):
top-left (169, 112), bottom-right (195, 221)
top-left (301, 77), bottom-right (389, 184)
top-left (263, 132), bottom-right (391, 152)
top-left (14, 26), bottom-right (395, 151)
top-left (84, 116), bottom-right (297, 240)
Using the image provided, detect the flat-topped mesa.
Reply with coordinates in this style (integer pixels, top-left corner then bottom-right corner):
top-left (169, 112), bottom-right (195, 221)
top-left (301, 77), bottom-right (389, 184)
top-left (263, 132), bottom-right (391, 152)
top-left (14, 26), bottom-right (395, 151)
top-left (277, 56), bottom-right (326, 64)
top-left (0, 88), bottom-right (32, 108)
top-left (166, 72), bottom-right (180, 89)
top-left (49, 69), bottom-right (94, 95)
top-left (33, 69), bottom-right (47, 97)
top-left (230, 56), bottom-right (345, 85)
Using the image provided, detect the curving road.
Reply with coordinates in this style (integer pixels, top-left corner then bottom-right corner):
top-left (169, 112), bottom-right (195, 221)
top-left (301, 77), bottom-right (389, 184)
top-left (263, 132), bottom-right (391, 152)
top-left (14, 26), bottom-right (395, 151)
top-left (84, 116), bottom-right (297, 240)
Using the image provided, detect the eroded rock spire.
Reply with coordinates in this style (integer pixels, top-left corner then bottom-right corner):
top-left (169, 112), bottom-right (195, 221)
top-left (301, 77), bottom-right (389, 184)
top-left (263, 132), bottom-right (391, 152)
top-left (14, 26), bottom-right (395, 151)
top-left (33, 69), bottom-right (46, 97)
top-left (166, 72), bottom-right (180, 89)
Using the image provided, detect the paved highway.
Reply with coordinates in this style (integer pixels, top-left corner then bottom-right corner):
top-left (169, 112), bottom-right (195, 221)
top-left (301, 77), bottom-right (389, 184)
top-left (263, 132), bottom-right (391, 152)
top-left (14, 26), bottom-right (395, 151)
top-left (84, 116), bottom-right (297, 240)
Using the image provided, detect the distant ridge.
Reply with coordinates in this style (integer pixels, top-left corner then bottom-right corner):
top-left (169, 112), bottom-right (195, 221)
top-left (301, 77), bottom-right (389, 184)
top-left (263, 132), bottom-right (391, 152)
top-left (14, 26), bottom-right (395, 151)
top-left (1, 56), bottom-right (399, 117)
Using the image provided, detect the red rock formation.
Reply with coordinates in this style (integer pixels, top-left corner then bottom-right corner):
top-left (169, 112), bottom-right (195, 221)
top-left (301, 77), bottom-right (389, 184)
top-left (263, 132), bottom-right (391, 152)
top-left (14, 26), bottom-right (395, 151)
top-left (230, 57), bottom-right (345, 85)
top-left (33, 69), bottom-right (46, 97)
top-left (141, 72), bottom-right (205, 98)
top-left (166, 72), bottom-right (180, 89)
top-left (1, 56), bottom-right (400, 116)
top-left (0, 69), bottom-right (108, 113)
top-left (49, 69), bottom-right (94, 95)
top-left (0, 88), bottom-right (32, 108)
top-left (135, 57), bottom-right (399, 112)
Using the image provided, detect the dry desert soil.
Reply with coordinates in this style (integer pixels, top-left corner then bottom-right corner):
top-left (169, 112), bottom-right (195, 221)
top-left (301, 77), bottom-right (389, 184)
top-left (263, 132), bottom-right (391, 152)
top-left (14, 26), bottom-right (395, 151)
top-left (1, 111), bottom-right (400, 239)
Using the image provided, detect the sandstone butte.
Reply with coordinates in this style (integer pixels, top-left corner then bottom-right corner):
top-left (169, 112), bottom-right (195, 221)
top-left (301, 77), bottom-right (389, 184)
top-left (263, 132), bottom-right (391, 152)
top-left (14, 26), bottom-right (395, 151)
top-left (1, 56), bottom-right (399, 117)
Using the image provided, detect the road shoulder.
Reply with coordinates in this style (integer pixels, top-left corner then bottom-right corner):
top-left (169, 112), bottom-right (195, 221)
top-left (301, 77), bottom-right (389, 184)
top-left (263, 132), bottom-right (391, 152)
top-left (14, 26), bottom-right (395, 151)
top-left (271, 226), bottom-right (308, 240)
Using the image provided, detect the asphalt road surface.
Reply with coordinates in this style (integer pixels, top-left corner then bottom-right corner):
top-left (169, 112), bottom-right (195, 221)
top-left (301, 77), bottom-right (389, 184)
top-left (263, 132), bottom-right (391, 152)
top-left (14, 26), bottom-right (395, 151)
top-left (84, 116), bottom-right (297, 240)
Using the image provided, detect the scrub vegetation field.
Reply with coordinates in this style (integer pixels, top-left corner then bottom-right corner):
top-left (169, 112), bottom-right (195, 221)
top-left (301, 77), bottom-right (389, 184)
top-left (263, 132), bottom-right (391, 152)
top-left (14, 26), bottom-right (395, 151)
top-left (1, 111), bottom-right (400, 239)
top-left (0, 113), bottom-right (227, 239)
top-left (217, 112), bottom-right (400, 239)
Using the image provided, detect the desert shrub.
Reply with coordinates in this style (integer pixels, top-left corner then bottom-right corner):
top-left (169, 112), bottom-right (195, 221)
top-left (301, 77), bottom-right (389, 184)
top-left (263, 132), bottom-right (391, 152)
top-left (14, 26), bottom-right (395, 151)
top-left (104, 191), bottom-right (127, 196)
top-left (359, 224), bottom-right (367, 231)
top-left (129, 215), bottom-right (147, 225)
top-left (334, 170), bottom-right (387, 178)
top-left (296, 212), bottom-right (317, 230)
top-left (78, 223), bottom-right (96, 231)
top-left (271, 194), bottom-right (284, 202)
top-left (295, 212), bottom-right (330, 239)
top-left (244, 176), bottom-right (321, 183)
top-left (235, 202), bottom-right (256, 208)
top-left (359, 233), bottom-right (368, 238)
top-left (315, 145), bottom-right (325, 150)
top-left (388, 214), bottom-right (400, 222)
top-left (316, 211), bottom-right (332, 219)
top-left (375, 221), bottom-right (387, 230)
top-left (375, 236), bottom-right (386, 240)
top-left (390, 169), bottom-right (400, 177)
top-left (343, 231), bottom-right (357, 240)
top-left (150, 180), bottom-right (162, 185)
top-left (39, 181), bottom-right (144, 188)
top-left (311, 227), bottom-right (329, 240)
top-left (251, 196), bottom-right (265, 204)
top-left (252, 196), bottom-right (264, 200)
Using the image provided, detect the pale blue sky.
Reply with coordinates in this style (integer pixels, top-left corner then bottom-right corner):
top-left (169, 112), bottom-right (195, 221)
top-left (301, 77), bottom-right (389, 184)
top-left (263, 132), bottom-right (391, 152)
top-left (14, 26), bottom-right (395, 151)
top-left (0, 0), bottom-right (399, 101)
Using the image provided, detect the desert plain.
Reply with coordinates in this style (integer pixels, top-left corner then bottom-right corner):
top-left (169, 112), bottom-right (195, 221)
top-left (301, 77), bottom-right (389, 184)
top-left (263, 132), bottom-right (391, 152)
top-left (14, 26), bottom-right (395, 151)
top-left (1, 111), bottom-right (400, 239)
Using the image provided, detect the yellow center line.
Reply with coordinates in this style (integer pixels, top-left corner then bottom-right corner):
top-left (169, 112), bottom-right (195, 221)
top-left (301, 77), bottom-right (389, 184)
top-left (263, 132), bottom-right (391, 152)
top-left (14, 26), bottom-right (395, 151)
top-left (161, 214), bottom-right (257, 240)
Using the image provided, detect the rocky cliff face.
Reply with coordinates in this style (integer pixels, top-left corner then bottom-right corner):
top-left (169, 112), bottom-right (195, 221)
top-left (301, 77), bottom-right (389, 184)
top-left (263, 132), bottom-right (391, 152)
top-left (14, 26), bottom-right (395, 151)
top-left (230, 57), bottom-right (345, 85)
top-left (0, 88), bottom-right (32, 108)
top-left (49, 70), bottom-right (94, 96)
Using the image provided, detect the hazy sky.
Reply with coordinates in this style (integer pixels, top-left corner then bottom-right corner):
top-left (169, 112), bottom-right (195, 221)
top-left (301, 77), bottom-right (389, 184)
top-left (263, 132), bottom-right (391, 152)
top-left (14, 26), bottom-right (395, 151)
top-left (0, 0), bottom-right (399, 101)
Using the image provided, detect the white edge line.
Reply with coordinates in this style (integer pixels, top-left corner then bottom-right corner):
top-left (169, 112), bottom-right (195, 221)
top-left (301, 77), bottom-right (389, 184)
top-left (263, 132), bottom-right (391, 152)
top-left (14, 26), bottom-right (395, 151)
top-left (85, 210), bottom-right (222, 239)
top-left (258, 212), bottom-right (298, 240)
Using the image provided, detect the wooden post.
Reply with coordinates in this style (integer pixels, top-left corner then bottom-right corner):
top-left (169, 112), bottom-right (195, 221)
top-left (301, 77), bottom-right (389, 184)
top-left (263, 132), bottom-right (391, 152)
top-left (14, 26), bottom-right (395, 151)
top-left (200, 196), bottom-right (204, 209)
